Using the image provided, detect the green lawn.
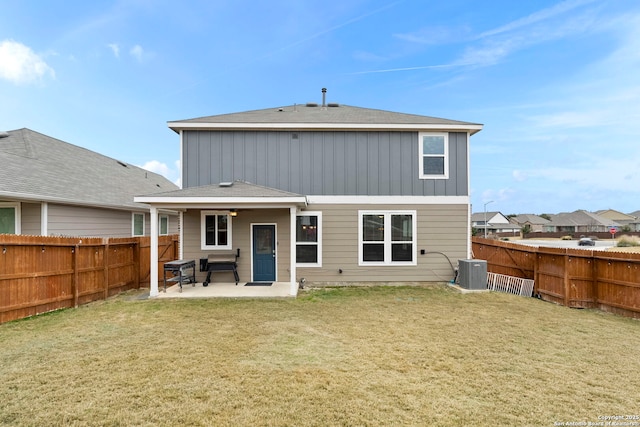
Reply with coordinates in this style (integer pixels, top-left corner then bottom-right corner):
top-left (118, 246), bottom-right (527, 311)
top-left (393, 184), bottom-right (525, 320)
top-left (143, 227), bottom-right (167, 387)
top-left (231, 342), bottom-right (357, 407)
top-left (1, 285), bottom-right (639, 426)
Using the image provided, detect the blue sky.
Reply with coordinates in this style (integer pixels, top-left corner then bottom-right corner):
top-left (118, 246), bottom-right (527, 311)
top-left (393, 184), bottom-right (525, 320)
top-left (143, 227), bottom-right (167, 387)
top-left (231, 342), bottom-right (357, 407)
top-left (1, 0), bottom-right (639, 215)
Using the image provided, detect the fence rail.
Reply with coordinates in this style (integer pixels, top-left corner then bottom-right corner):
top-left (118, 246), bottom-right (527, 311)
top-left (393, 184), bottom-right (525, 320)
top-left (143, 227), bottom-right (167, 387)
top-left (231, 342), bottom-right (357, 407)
top-left (0, 234), bottom-right (179, 323)
top-left (472, 237), bottom-right (640, 318)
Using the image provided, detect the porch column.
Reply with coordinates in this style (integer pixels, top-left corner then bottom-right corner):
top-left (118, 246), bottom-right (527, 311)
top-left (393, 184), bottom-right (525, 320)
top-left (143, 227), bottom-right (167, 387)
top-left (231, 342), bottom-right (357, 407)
top-left (150, 206), bottom-right (159, 297)
top-left (289, 206), bottom-right (297, 296)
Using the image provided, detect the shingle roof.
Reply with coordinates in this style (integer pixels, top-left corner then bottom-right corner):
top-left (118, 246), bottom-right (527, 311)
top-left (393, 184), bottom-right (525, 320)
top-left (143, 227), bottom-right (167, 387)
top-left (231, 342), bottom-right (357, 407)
top-left (511, 214), bottom-right (550, 225)
top-left (546, 210), bottom-right (618, 227)
top-left (0, 128), bottom-right (178, 210)
top-left (141, 180), bottom-right (302, 198)
top-left (168, 104), bottom-right (483, 133)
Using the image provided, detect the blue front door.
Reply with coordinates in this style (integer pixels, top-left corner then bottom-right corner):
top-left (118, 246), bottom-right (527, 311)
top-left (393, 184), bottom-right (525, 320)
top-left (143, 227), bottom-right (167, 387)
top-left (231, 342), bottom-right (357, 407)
top-left (252, 224), bottom-right (276, 282)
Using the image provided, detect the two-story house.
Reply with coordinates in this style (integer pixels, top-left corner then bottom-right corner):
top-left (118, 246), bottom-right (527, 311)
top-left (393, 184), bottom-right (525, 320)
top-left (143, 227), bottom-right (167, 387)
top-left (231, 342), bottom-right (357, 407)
top-left (136, 93), bottom-right (483, 297)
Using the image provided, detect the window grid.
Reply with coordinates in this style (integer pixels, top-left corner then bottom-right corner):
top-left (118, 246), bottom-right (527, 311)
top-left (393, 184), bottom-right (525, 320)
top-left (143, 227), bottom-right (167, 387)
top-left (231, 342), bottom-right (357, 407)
top-left (201, 211), bottom-right (232, 250)
top-left (359, 211), bottom-right (417, 266)
top-left (296, 212), bottom-right (322, 267)
top-left (419, 132), bottom-right (449, 179)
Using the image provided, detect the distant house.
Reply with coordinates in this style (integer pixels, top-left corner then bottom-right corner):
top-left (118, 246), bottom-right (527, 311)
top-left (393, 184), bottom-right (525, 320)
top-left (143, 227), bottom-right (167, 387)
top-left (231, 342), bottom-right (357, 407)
top-left (628, 211), bottom-right (640, 232)
top-left (509, 214), bottom-right (550, 233)
top-left (471, 211), bottom-right (520, 235)
top-left (0, 128), bottom-right (179, 237)
top-left (596, 209), bottom-right (636, 230)
top-left (136, 95), bottom-right (483, 296)
top-left (543, 210), bottom-right (619, 233)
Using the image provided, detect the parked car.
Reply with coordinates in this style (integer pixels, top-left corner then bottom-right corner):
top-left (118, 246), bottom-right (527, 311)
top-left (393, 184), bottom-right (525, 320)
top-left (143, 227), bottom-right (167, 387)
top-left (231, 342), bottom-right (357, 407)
top-left (578, 237), bottom-right (596, 246)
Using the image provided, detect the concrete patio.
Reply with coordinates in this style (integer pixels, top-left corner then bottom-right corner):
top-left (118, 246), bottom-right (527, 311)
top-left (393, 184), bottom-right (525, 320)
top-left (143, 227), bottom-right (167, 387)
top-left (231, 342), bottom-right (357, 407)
top-left (154, 281), bottom-right (295, 298)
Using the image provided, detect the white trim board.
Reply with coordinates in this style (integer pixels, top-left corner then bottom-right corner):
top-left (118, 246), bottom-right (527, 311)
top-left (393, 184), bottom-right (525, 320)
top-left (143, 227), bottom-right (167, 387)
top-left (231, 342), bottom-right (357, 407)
top-left (306, 195), bottom-right (469, 205)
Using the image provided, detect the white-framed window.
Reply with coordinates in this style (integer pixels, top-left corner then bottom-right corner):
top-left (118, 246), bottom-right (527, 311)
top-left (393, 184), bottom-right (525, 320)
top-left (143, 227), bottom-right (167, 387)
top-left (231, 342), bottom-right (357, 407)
top-left (419, 132), bottom-right (448, 179)
top-left (0, 202), bottom-right (21, 235)
top-left (132, 213), bottom-right (145, 236)
top-left (201, 211), bottom-right (232, 250)
top-left (159, 215), bottom-right (169, 236)
top-left (358, 210), bottom-right (417, 266)
top-left (296, 212), bottom-right (322, 267)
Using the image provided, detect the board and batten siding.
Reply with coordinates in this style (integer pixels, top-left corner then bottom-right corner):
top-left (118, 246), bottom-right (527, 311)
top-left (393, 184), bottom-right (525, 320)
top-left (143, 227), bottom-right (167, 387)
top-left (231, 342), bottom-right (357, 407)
top-left (183, 131), bottom-right (469, 197)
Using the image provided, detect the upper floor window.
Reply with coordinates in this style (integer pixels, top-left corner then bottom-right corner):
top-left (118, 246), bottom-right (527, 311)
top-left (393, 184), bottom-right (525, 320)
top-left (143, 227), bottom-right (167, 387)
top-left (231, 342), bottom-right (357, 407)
top-left (201, 211), bottom-right (232, 250)
top-left (132, 213), bottom-right (145, 237)
top-left (419, 133), bottom-right (448, 179)
top-left (296, 212), bottom-right (322, 267)
top-left (359, 210), bottom-right (417, 266)
top-left (0, 202), bottom-right (20, 234)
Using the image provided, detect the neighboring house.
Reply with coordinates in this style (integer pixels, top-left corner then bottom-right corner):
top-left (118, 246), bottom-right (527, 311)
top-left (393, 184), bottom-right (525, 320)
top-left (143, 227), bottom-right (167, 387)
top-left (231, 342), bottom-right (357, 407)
top-left (136, 93), bottom-right (483, 296)
top-left (542, 210), bottom-right (619, 233)
top-left (471, 211), bottom-right (520, 235)
top-left (596, 209), bottom-right (636, 230)
top-left (509, 214), bottom-right (550, 233)
top-left (628, 211), bottom-right (640, 232)
top-left (0, 128), bottom-right (179, 237)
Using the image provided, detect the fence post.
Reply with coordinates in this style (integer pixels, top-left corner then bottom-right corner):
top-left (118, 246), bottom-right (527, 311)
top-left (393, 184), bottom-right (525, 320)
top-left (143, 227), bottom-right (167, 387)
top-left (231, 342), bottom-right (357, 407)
top-left (104, 239), bottom-right (110, 300)
top-left (72, 244), bottom-right (79, 308)
top-left (133, 240), bottom-right (140, 290)
top-left (563, 251), bottom-right (570, 307)
top-left (591, 258), bottom-right (598, 310)
top-left (533, 251), bottom-right (540, 296)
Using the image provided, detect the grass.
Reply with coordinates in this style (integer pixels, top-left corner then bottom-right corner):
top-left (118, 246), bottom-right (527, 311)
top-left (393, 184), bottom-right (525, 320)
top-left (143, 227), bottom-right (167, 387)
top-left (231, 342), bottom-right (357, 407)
top-left (1, 285), bottom-right (639, 426)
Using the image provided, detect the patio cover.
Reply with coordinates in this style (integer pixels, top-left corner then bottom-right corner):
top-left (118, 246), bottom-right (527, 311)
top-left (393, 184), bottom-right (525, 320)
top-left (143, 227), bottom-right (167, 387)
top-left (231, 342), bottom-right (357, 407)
top-left (135, 181), bottom-right (307, 297)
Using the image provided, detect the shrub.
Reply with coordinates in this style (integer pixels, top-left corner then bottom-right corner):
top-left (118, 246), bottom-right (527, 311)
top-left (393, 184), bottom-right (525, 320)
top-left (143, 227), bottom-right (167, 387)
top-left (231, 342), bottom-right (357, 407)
top-left (616, 235), bottom-right (640, 247)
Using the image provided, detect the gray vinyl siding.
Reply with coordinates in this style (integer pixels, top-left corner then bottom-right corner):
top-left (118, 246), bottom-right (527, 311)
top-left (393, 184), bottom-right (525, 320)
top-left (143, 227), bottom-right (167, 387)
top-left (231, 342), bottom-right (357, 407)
top-left (181, 208), bottom-right (292, 284)
top-left (179, 203), bottom-right (467, 285)
top-left (296, 203), bottom-right (468, 283)
top-left (183, 131), bottom-right (468, 196)
top-left (21, 202), bottom-right (41, 235)
top-left (47, 204), bottom-right (134, 237)
top-left (46, 204), bottom-right (178, 238)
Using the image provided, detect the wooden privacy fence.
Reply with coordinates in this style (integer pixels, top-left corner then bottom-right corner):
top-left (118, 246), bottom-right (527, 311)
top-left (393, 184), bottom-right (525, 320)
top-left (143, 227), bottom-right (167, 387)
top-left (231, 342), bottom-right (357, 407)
top-left (0, 234), bottom-right (178, 324)
top-left (472, 237), bottom-right (640, 319)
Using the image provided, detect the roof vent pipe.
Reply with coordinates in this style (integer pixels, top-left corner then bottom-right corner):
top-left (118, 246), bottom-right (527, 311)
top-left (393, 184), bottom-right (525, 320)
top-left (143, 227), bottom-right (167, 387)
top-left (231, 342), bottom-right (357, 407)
top-left (322, 88), bottom-right (327, 107)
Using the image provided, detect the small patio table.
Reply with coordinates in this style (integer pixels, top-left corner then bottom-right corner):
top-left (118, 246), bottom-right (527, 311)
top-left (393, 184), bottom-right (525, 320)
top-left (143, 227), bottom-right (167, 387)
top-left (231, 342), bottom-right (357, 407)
top-left (163, 259), bottom-right (196, 292)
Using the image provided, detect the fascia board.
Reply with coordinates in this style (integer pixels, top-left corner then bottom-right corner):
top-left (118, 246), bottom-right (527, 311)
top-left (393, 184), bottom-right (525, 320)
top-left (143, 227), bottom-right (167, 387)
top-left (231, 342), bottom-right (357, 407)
top-left (305, 195), bottom-right (470, 205)
top-left (134, 196), bottom-right (307, 205)
top-left (0, 191), bottom-right (152, 212)
top-left (168, 122), bottom-right (484, 135)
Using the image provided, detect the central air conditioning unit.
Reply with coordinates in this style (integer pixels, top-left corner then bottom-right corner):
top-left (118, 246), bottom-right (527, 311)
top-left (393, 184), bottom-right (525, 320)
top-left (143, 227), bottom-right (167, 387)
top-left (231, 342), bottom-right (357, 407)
top-left (457, 259), bottom-right (487, 290)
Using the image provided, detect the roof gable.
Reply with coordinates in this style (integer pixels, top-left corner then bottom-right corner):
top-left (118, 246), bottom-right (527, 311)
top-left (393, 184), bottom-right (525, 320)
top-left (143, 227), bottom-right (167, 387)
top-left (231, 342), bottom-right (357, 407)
top-left (142, 180), bottom-right (302, 198)
top-left (168, 104), bottom-right (483, 134)
top-left (511, 214), bottom-right (550, 225)
top-left (0, 128), bottom-right (178, 210)
top-left (546, 210), bottom-right (619, 227)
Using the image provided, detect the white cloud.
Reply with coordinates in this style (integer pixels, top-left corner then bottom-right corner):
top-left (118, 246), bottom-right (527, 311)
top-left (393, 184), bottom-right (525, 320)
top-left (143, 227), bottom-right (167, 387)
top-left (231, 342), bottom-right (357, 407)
top-left (0, 39), bottom-right (55, 84)
top-left (108, 43), bottom-right (120, 58)
top-left (140, 159), bottom-right (181, 187)
top-left (394, 25), bottom-right (472, 45)
top-left (130, 44), bottom-right (144, 62)
top-left (512, 170), bottom-right (527, 182)
top-left (477, 0), bottom-right (597, 39)
top-left (140, 160), bottom-right (171, 177)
